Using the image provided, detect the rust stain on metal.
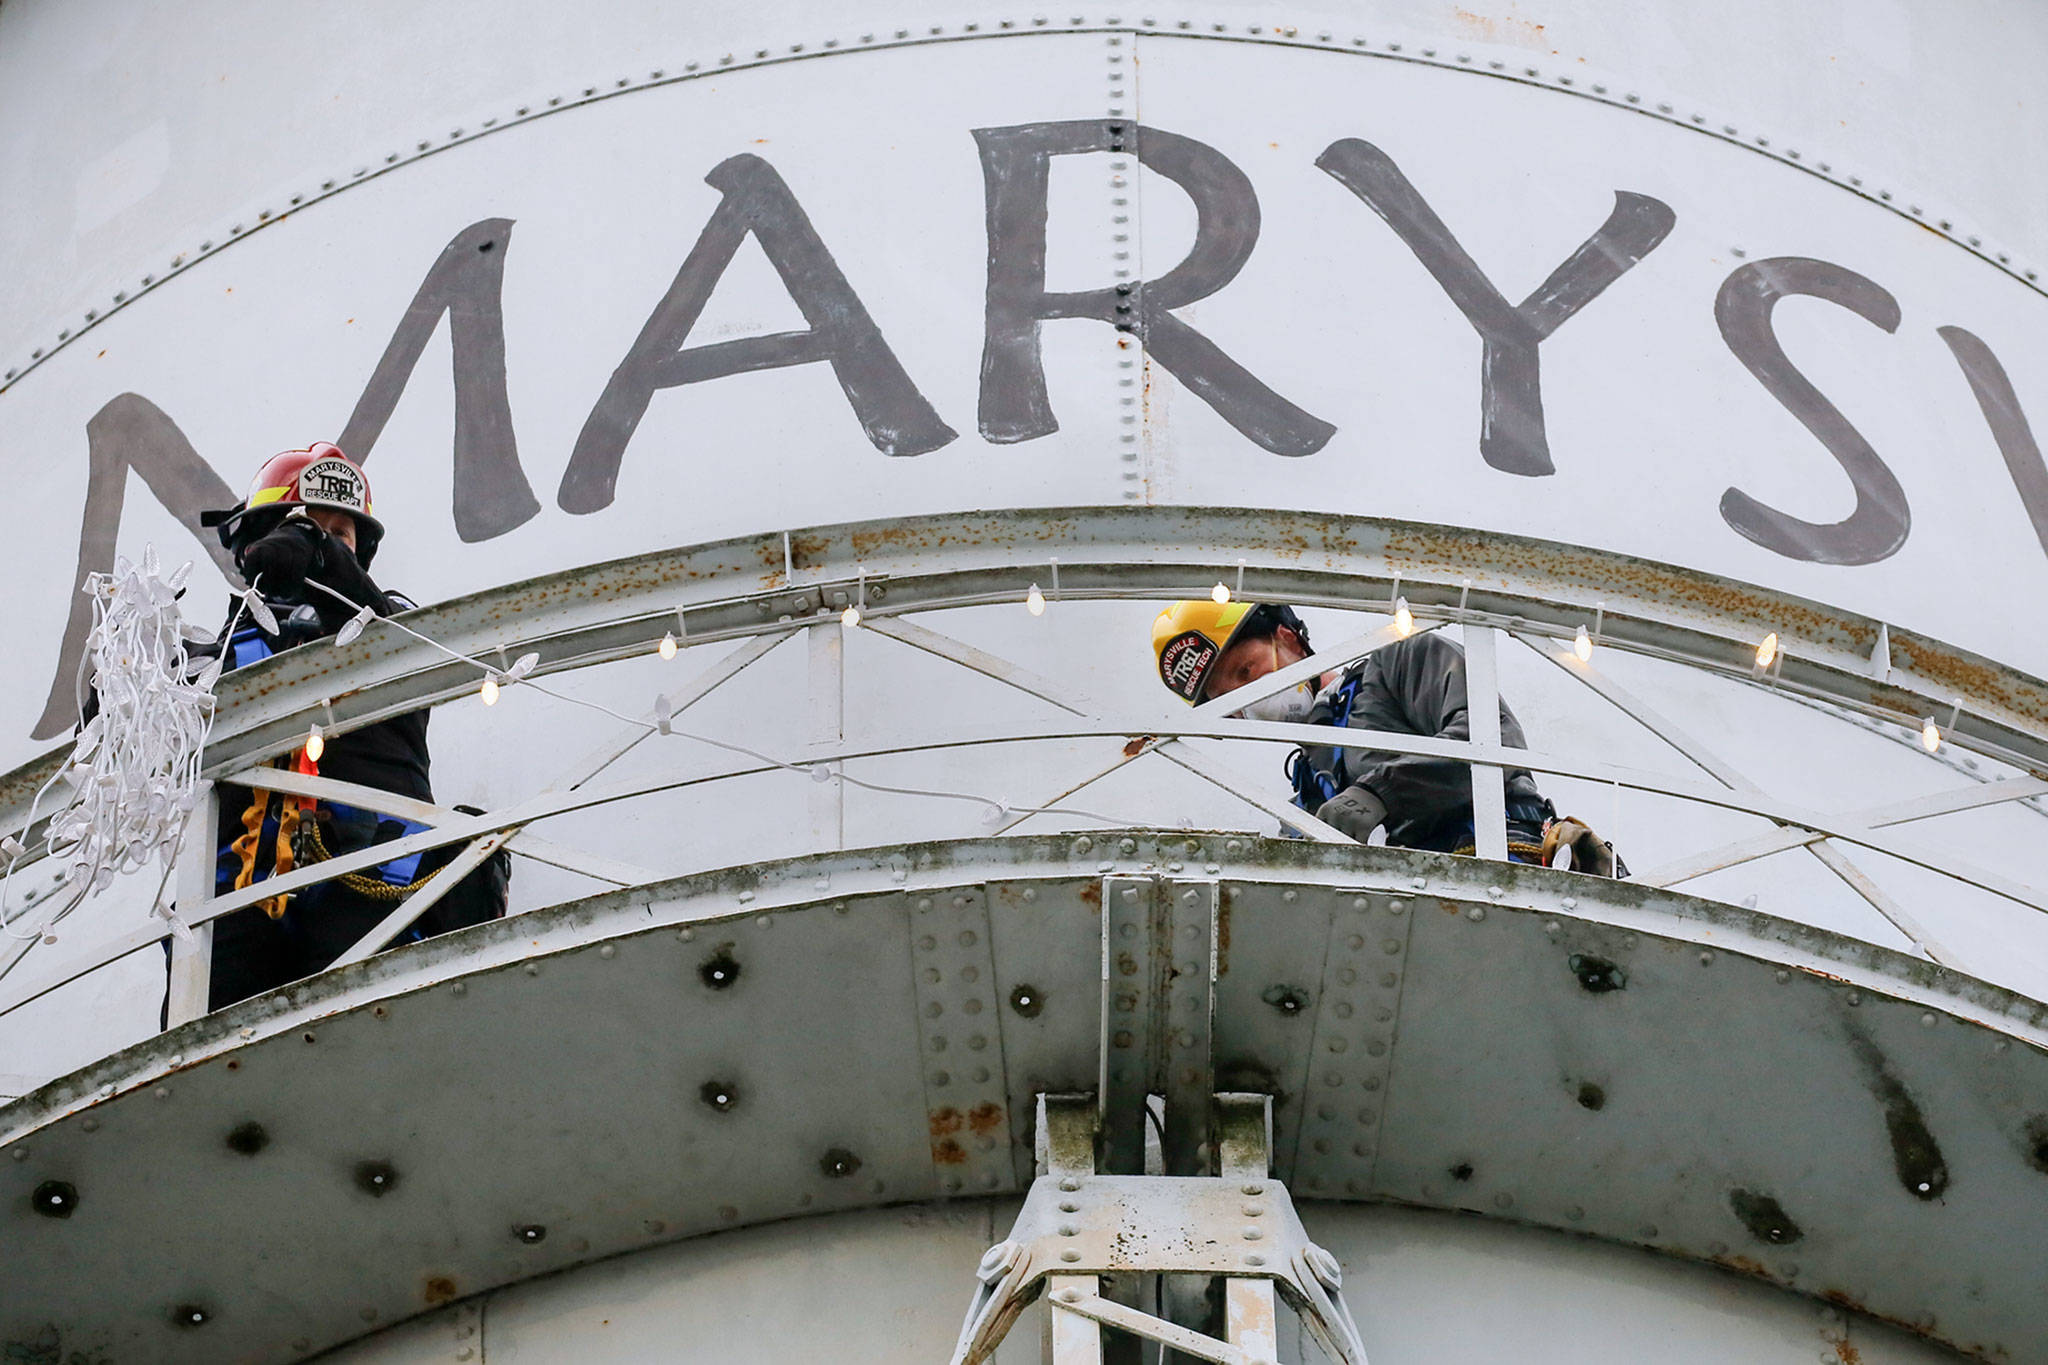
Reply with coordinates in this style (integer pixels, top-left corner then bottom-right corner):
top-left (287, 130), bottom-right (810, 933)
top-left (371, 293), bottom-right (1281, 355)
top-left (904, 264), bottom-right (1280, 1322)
top-left (1819, 1290), bottom-right (1956, 1349)
top-left (1078, 881), bottom-right (1101, 910)
top-left (1122, 735), bottom-right (1154, 757)
top-left (930, 1106), bottom-right (970, 1165)
top-left (1891, 635), bottom-right (2043, 726)
top-left (1711, 1251), bottom-right (1771, 1277)
top-left (1116, 950), bottom-right (1140, 978)
top-left (1382, 525), bottom-right (1836, 638)
top-left (1452, 8), bottom-right (1547, 46)
top-left (423, 1275), bottom-right (457, 1305)
top-left (966, 1102), bottom-right (1005, 1137)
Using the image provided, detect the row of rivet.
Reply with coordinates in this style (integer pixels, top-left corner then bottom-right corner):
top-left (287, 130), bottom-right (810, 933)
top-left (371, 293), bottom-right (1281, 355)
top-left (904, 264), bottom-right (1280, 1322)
top-left (1290, 890), bottom-right (1413, 1194)
top-left (1100, 874), bottom-right (1159, 1172)
top-left (909, 887), bottom-right (1016, 1194)
top-left (8, 15), bottom-right (2030, 395)
top-left (1106, 31), bottom-right (1144, 500)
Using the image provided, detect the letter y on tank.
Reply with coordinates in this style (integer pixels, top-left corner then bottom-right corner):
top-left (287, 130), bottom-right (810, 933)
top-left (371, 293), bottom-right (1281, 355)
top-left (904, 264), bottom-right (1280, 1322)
top-left (974, 120), bottom-right (1334, 457)
top-left (1316, 139), bottom-right (1675, 476)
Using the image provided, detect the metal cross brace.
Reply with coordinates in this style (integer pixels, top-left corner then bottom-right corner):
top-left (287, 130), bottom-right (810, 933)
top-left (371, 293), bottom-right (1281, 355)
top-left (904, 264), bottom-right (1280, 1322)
top-left (948, 1094), bottom-right (1368, 1365)
top-left (1518, 633), bottom-right (1963, 966)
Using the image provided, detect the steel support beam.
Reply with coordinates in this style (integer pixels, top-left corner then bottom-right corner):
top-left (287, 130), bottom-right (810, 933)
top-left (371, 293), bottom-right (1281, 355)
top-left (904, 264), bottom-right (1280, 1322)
top-left (163, 781), bottom-right (217, 1027)
top-left (809, 621), bottom-right (845, 850)
top-left (11, 713), bottom-right (2048, 1025)
top-left (1462, 624), bottom-right (1510, 862)
top-left (14, 506), bottom-right (2047, 854)
top-left (1522, 634), bottom-right (1963, 966)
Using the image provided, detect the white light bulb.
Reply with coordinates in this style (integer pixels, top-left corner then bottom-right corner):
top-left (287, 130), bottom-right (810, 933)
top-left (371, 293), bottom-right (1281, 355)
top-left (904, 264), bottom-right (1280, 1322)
top-left (304, 724), bottom-right (324, 764)
top-left (1573, 625), bottom-right (1593, 662)
top-left (1392, 596), bottom-right (1414, 638)
top-left (334, 605), bottom-right (375, 648)
top-left (658, 631), bottom-right (677, 660)
top-left (1921, 717), bottom-right (1941, 752)
top-left (480, 675), bottom-right (500, 707)
top-left (1026, 583), bottom-right (1046, 616)
top-left (1211, 581), bottom-right (1230, 605)
top-left (841, 604), bottom-right (861, 629)
top-left (1755, 631), bottom-right (1779, 670)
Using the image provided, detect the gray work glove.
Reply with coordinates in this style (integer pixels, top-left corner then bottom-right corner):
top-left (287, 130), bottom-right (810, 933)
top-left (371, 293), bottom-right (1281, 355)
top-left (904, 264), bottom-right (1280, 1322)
top-left (1317, 785), bottom-right (1388, 843)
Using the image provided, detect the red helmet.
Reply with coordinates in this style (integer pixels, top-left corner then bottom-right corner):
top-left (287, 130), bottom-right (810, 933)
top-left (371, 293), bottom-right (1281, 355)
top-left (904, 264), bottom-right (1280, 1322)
top-left (201, 443), bottom-right (385, 566)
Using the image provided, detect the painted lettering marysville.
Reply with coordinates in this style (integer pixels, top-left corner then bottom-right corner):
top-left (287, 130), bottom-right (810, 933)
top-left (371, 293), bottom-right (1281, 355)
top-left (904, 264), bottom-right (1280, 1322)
top-left (33, 122), bottom-right (2048, 739)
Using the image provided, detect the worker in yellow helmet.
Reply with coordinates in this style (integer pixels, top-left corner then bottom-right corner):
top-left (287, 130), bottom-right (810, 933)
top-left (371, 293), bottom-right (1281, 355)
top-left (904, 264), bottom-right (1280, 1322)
top-left (1151, 599), bottom-right (1619, 872)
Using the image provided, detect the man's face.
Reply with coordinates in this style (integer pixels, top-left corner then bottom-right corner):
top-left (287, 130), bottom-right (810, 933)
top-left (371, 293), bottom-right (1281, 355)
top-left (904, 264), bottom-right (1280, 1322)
top-left (307, 507), bottom-right (358, 553)
top-left (1203, 627), bottom-right (1304, 701)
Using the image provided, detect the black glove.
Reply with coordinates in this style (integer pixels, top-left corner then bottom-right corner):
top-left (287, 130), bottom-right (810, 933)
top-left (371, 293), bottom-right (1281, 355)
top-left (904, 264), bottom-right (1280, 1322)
top-left (236, 518), bottom-right (325, 586)
top-left (1317, 785), bottom-right (1388, 843)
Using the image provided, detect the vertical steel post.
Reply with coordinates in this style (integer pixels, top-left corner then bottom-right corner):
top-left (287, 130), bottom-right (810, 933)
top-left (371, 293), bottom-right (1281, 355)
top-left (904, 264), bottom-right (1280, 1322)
top-left (1099, 875), bottom-right (1158, 1175)
top-left (163, 780), bottom-right (217, 1027)
top-left (808, 622), bottom-right (845, 850)
top-left (1040, 1095), bottom-right (1106, 1365)
top-left (1162, 879), bottom-right (1217, 1176)
top-left (1462, 624), bottom-right (1510, 861)
top-left (1217, 1095), bottom-right (1279, 1365)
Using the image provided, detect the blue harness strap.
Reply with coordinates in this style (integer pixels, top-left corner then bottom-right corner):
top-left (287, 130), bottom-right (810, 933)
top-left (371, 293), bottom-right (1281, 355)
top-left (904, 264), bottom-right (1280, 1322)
top-left (1286, 673), bottom-right (1361, 812)
top-left (227, 626), bottom-right (275, 668)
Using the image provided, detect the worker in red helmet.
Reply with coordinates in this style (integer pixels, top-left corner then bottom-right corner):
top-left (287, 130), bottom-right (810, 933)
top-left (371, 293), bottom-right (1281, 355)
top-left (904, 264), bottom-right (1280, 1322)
top-left (186, 444), bottom-right (508, 1012)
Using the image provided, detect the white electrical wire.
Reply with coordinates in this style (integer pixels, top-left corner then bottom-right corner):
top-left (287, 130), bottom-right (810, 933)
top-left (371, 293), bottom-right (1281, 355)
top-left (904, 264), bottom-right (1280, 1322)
top-left (0, 551), bottom-right (257, 941)
top-left (303, 579), bottom-right (1139, 828)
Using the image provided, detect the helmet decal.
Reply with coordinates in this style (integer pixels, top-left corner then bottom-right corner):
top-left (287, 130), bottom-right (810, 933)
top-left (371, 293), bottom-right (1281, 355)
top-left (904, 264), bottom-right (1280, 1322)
top-left (297, 456), bottom-right (369, 513)
top-left (1159, 630), bottom-right (1221, 702)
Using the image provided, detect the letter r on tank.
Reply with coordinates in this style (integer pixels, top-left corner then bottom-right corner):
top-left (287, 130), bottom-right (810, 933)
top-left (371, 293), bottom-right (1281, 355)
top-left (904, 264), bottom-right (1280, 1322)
top-left (973, 120), bottom-right (1334, 457)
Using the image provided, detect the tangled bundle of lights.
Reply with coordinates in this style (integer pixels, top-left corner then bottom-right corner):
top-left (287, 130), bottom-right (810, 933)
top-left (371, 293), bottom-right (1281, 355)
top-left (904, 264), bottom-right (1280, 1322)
top-left (0, 550), bottom-right (255, 940)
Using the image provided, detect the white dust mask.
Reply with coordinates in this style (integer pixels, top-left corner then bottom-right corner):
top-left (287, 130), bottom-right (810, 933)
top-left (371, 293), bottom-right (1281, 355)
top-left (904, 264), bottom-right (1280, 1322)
top-left (1237, 640), bottom-right (1315, 723)
top-left (1241, 685), bottom-right (1316, 724)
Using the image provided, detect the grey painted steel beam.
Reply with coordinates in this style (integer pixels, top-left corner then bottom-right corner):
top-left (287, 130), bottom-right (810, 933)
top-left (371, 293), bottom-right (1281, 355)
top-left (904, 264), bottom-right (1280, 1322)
top-left (1462, 624), bottom-right (1511, 862)
top-left (7, 834), bottom-right (2043, 1364)
top-left (1519, 633), bottom-right (1962, 967)
top-left (10, 506), bottom-right (2048, 847)
top-left (8, 711), bottom-right (2048, 1025)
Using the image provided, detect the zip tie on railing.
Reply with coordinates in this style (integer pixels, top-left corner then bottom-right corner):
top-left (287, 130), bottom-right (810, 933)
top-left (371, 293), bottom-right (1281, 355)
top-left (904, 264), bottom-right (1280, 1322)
top-left (0, 550), bottom-right (250, 942)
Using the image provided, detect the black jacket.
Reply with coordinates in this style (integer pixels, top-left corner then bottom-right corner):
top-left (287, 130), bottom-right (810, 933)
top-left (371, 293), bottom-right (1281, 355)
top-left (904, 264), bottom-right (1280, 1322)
top-left (196, 519), bottom-right (432, 808)
top-left (1298, 631), bottom-right (1545, 847)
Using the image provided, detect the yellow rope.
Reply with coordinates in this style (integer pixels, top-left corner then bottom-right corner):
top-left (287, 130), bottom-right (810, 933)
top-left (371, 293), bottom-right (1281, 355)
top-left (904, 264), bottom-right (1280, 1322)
top-left (227, 786), bottom-right (295, 920)
top-left (1450, 840), bottom-right (1550, 862)
top-left (296, 816), bottom-right (444, 904)
top-left (225, 752), bottom-right (443, 914)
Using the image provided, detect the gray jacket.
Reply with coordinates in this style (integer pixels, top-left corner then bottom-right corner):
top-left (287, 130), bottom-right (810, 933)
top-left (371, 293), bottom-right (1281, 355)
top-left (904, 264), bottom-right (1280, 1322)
top-left (1297, 631), bottom-right (1547, 848)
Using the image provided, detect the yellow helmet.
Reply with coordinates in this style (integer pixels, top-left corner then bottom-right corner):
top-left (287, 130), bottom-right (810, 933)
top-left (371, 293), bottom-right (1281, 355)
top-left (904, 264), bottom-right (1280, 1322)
top-left (1151, 599), bottom-right (1254, 704)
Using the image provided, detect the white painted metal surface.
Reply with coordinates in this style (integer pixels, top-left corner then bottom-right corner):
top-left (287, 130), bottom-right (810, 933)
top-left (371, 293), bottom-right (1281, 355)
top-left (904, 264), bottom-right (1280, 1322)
top-left (2, 2), bottom-right (2045, 1361)
top-left (307, 1201), bottom-right (1966, 1364)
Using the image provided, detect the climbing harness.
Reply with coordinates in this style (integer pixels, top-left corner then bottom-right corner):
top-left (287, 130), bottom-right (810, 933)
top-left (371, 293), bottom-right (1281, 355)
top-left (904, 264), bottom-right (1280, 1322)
top-left (1285, 672), bottom-right (1363, 813)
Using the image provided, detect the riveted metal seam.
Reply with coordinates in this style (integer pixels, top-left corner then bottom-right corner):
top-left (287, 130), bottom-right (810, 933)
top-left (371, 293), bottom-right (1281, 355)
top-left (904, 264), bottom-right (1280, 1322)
top-left (5, 15), bottom-right (2035, 395)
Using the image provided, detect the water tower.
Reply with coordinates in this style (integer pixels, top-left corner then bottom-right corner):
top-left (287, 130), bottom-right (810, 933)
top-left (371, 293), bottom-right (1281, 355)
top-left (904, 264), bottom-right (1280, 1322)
top-left (3, 2), bottom-right (2046, 1360)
